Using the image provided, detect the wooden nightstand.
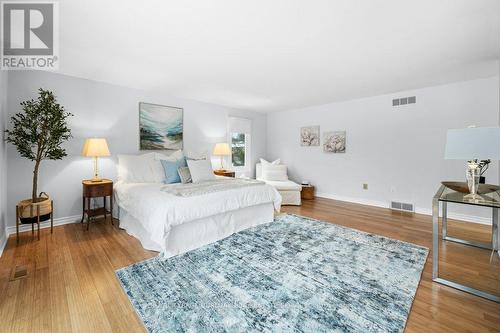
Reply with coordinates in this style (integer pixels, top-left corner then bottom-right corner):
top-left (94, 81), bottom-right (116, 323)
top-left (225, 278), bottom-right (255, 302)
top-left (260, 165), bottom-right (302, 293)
top-left (301, 185), bottom-right (315, 200)
top-left (214, 170), bottom-right (235, 178)
top-left (81, 179), bottom-right (113, 230)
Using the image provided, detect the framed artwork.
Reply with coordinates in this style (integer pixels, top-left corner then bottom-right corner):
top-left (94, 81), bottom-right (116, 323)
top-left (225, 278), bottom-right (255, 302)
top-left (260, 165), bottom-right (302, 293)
top-left (139, 102), bottom-right (183, 150)
top-left (300, 126), bottom-right (320, 146)
top-left (323, 131), bottom-right (346, 153)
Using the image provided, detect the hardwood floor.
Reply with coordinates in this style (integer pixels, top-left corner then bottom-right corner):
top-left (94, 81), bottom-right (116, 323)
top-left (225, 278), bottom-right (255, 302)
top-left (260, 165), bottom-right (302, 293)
top-left (0, 197), bottom-right (499, 332)
top-left (285, 198), bottom-right (500, 333)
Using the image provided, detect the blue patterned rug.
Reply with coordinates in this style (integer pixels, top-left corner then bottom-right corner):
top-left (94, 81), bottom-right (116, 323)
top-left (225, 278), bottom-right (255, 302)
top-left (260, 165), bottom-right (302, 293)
top-left (116, 214), bottom-right (428, 333)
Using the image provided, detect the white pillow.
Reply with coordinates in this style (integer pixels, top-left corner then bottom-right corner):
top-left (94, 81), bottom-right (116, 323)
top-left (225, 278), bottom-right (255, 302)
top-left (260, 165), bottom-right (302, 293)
top-left (117, 153), bottom-right (159, 183)
top-left (262, 164), bottom-right (288, 181)
top-left (260, 158), bottom-right (281, 165)
top-left (187, 159), bottom-right (215, 183)
top-left (184, 150), bottom-right (210, 161)
top-left (154, 150), bottom-right (183, 161)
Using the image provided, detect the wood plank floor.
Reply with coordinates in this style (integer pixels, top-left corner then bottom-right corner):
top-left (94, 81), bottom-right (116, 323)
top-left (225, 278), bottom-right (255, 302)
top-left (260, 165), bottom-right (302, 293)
top-left (0, 197), bottom-right (499, 332)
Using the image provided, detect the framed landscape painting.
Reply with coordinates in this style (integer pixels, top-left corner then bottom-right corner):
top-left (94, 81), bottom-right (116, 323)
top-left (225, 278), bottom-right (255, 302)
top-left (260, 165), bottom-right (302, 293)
top-left (139, 102), bottom-right (183, 150)
top-left (323, 131), bottom-right (346, 153)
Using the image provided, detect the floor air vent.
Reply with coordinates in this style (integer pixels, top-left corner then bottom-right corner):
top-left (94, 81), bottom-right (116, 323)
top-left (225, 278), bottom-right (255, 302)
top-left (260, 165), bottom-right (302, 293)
top-left (390, 201), bottom-right (414, 213)
top-left (10, 265), bottom-right (28, 281)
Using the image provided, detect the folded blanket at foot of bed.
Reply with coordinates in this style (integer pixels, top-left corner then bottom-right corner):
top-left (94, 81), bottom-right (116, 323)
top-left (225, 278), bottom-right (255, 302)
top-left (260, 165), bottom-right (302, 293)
top-left (161, 178), bottom-right (265, 197)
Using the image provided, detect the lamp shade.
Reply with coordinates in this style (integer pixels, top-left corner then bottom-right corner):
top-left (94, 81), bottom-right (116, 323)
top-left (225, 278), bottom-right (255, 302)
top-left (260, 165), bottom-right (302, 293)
top-left (212, 143), bottom-right (231, 156)
top-left (445, 127), bottom-right (500, 160)
top-left (82, 138), bottom-right (111, 157)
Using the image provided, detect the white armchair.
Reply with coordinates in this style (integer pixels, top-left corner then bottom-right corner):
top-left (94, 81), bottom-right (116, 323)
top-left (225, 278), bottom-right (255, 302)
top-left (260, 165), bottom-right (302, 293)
top-left (256, 163), bottom-right (302, 206)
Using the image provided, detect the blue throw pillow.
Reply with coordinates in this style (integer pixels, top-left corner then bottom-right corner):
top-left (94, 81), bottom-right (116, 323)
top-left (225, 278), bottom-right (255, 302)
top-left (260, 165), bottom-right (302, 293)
top-left (160, 157), bottom-right (187, 184)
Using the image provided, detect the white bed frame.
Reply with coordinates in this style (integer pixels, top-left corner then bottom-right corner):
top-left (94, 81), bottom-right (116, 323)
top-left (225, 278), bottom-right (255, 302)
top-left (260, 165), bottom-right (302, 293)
top-left (117, 202), bottom-right (275, 258)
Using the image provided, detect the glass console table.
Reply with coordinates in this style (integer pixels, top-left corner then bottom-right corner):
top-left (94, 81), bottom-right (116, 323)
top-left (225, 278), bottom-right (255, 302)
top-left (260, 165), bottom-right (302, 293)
top-left (432, 184), bottom-right (500, 302)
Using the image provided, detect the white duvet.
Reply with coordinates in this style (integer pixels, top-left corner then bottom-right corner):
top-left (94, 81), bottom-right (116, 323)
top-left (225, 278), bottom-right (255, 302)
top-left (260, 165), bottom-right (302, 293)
top-left (114, 180), bottom-right (282, 252)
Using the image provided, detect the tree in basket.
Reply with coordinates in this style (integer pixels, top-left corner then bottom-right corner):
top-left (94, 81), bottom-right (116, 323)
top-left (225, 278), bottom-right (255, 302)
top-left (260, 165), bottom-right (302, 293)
top-left (5, 88), bottom-right (72, 227)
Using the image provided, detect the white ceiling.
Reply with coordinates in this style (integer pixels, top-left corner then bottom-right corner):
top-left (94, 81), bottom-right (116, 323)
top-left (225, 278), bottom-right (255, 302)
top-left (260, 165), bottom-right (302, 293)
top-left (59, 0), bottom-right (500, 112)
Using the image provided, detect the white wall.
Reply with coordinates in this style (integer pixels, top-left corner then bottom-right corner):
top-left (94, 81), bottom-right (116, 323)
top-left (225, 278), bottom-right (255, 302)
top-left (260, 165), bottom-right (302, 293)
top-left (4, 72), bottom-right (500, 231)
top-left (0, 70), bottom-right (7, 253)
top-left (267, 77), bottom-right (500, 223)
top-left (5, 71), bottom-right (266, 227)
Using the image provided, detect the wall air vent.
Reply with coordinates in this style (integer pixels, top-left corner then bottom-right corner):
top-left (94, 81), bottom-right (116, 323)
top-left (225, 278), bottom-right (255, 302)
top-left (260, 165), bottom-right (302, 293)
top-left (390, 201), bottom-right (414, 213)
top-left (391, 201), bottom-right (402, 210)
top-left (392, 96), bottom-right (416, 107)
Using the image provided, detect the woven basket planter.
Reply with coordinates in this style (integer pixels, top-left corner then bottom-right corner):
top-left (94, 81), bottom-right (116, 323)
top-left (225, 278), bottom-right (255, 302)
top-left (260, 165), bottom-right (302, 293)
top-left (17, 192), bottom-right (53, 224)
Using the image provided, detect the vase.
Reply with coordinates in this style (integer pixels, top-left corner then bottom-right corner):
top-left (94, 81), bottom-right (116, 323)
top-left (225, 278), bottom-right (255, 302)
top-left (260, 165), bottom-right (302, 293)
top-left (465, 164), bottom-right (480, 200)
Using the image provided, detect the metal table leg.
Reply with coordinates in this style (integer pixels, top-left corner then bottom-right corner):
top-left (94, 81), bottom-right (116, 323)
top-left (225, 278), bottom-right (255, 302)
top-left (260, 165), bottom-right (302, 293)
top-left (432, 277), bottom-right (500, 302)
top-left (432, 198), bottom-right (500, 303)
top-left (442, 202), bottom-right (493, 250)
top-left (493, 208), bottom-right (498, 253)
top-left (441, 201), bottom-right (447, 239)
top-left (432, 197), bottom-right (439, 280)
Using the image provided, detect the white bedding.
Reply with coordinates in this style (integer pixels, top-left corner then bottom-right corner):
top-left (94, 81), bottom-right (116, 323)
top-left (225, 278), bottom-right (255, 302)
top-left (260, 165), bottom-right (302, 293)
top-left (114, 180), bottom-right (282, 254)
top-left (119, 203), bottom-right (275, 257)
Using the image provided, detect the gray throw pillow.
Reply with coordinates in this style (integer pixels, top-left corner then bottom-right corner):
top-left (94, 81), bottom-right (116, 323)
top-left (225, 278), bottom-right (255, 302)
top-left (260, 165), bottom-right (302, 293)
top-left (178, 166), bottom-right (192, 183)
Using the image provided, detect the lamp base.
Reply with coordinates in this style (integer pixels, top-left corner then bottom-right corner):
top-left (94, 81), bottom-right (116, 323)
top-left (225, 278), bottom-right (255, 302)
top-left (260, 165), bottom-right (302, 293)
top-left (91, 157), bottom-right (103, 182)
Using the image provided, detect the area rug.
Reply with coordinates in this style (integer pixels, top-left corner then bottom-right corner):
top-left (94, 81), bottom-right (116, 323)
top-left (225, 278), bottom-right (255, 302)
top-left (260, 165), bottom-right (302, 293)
top-left (116, 213), bottom-right (428, 333)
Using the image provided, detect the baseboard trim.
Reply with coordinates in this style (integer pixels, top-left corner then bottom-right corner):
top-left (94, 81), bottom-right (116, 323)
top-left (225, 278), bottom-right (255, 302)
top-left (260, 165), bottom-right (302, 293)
top-left (1, 192), bottom-right (492, 244)
top-left (6, 215), bottom-right (81, 236)
top-left (413, 208), bottom-right (491, 225)
top-left (315, 192), bottom-right (492, 225)
top-left (0, 230), bottom-right (7, 257)
top-left (316, 192), bottom-right (389, 210)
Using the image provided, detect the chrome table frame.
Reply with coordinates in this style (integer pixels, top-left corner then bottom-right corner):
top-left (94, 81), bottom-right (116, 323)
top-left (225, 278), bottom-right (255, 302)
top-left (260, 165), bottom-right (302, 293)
top-left (432, 185), bottom-right (500, 303)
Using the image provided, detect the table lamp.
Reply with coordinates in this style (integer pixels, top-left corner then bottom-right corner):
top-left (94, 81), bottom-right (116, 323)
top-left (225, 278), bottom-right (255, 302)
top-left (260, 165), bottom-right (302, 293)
top-left (445, 126), bottom-right (500, 199)
top-left (213, 143), bottom-right (231, 171)
top-left (82, 138), bottom-right (111, 182)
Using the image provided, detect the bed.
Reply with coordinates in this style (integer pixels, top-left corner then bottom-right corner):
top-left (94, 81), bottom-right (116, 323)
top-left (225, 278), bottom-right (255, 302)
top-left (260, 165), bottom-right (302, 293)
top-left (114, 179), bottom-right (282, 258)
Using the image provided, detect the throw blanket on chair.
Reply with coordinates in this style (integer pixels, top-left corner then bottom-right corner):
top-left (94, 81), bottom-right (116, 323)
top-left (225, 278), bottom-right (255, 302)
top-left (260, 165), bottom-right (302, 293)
top-left (161, 178), bottom-right (265, 197)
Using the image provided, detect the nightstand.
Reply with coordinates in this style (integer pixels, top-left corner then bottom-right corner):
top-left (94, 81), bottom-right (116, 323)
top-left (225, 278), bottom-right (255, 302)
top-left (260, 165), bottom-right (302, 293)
top-left (81, 179), bottom-right (113, 230)
top-left (301, 185), bottom-right (315, 200)
top-left (214, 170), bottom-right (235, 178)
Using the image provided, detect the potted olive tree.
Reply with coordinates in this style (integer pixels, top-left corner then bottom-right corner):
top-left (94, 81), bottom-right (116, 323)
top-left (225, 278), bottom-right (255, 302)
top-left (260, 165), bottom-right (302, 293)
top-left (5, 88), bottom-right (72, 226)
